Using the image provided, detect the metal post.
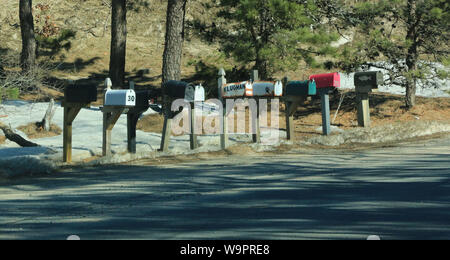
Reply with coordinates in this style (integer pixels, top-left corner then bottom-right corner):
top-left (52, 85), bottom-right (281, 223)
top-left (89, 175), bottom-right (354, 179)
top-left (218, 68), bottom-right (228, 149)
top-left (251, 70), bottom-right (260, 143)
top-left (190, 103), bottom-right (199, 150)
top-left (319, 89), bottom-right (331, 136)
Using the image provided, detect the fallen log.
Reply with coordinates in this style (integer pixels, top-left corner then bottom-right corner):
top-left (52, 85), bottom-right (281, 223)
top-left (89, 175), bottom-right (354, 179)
top-left (0, 122), bottom-right (39, 147)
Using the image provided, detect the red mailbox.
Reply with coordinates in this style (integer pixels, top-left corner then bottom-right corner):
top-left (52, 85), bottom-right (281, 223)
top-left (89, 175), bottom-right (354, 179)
top-left (309, 72), bottom-right (341, 89)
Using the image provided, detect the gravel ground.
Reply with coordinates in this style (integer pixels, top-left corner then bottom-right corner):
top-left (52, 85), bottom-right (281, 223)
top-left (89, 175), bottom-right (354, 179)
top-left (0, 137), bottom-right (449, 240)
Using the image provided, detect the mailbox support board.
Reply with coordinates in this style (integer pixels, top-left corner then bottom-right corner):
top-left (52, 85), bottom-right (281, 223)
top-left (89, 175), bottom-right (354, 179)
top-left (160, 105), bottom-right (200, 152)
top-left (282, 78), bottom-right (317, 141)
top-left (318, 88), bottom-right (332, 136)
top-left (310, 73), bottom-right (341, 136)
top-left (101, 79), bottom-right (139, 156)
top-left (62, 84), bottom-right (97, 163)
top-left (62, 102), bottom-right (89, 163)
top-left (102, 106), bottom-right (126, 156)
top-left (354, 71), bottom-right (383, 128)
top-left (357, 93), bottom-right (370, 127)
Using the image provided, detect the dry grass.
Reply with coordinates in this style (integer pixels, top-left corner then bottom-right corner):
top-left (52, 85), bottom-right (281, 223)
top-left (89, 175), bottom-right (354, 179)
top-left (17, 123), bottom-right (62, 139)
top-left (136, 113), bottom-right (165, 134)
top-left (0, 134), bottom-right (5, 144)
top-left (289, 92), bottom-right (450, 140)
top-left (135, 93), bottom-right (450, 141)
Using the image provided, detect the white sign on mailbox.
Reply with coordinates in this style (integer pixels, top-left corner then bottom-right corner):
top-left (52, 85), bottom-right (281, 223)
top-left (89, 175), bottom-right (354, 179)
top-left (222, 81), bottom-right (252, 99)
top-left (104, 89), bottom-right (136, 107)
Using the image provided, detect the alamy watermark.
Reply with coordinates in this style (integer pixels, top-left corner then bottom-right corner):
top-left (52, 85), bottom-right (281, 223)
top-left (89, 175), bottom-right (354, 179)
top-left (169, 98), bottom-right (280, 145)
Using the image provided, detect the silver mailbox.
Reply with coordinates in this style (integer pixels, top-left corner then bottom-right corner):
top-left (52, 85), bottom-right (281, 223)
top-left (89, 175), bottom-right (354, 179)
top-left (104, 89), bottom-right (136, 107)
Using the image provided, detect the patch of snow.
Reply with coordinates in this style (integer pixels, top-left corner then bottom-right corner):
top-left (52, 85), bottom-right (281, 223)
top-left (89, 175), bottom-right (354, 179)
top-left (339, 62), bottom-right (450, 98)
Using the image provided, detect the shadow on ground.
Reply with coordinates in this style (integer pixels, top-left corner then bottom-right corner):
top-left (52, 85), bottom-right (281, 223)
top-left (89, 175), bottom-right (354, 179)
top-left (0, 145), bottom-right (449, 240)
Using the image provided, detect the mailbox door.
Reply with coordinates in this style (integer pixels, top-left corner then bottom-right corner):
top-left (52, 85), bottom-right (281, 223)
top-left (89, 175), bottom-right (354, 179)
top-left (309, 73), bottom-right (340, 89)
top-left (194, 85), bottom-right (205, 102)
top-left (65, 85), bottom-right (97, 103)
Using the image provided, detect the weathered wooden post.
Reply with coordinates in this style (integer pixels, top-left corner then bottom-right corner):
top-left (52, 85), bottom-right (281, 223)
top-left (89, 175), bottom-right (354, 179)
top-left (309, 73), bottom-right (341, 136)
top-left (62, 81), bottom-right (97, 162)
top-left (250, 70), bottom-right (261, 143)
top-left (126, 82), bottom-right (151, 154)
top-left (218, 68), bottom-right (228, 149)
top-left (102, 79), bottom-right (136, 156)
top-left (283, 78), bottom-right (317, 140)
top-left (354, 71), bottom-right (383, 127)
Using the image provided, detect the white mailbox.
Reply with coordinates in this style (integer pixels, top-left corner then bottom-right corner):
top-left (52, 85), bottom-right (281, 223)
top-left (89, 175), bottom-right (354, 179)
top-left (185, 85), bottom-right (205, 102)
top-left (104, 89), bottom-right (136, 107)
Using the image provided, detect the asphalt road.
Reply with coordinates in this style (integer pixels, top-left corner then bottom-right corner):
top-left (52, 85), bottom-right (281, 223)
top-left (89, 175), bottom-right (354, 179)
top-left (0, 138), bottom-right (449, 240)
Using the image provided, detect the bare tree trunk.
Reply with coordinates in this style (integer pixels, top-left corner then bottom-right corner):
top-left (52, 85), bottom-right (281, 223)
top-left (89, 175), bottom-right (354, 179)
top-left (109, 0), bottom-right (127, 88)
top-left (162, 0), bottom-right (187, 84)
top-left (39, 98), bottom-right (56, 131)
top-left (19, 0), bottom-right (36, 72)
top-left (405, 0), bottom-right (418, 109)
top-left (0, 122), bottom-right (39, 147)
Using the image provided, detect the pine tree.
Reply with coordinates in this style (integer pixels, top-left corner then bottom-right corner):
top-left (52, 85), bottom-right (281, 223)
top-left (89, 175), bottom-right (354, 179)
top-left (338, 0), bottom-right (450, 109)
top-left (196, 0), bottom-right (338, 79)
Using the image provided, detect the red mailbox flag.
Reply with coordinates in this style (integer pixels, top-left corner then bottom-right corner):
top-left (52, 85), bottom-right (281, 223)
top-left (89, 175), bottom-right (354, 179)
top-left (309, 72), bottom-right (341, 89)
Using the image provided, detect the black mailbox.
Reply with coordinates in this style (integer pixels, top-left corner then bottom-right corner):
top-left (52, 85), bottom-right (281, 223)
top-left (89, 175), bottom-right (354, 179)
top-left (286, 80), bottom-right (317, 97)
top-left (65, 84), bottom-right (97, 103)
top-left (134, 90), bottom-right (151, 108)
top-left (164, 80), bottom-right (190, 99)
top-left (354, 71), bottom-right (384, 93)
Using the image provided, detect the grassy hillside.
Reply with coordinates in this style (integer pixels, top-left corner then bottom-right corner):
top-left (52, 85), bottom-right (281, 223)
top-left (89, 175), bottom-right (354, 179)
top-left (0, 0), bottom-right (222, 92)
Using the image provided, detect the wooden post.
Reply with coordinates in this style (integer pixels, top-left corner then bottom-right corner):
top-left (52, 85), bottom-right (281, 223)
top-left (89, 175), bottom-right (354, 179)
top-left (282, 77), bottom-right (294, 141)
top-left (63, 103), bottom-right (84, 163)
top-left (160, 110), bottom-right (172, 152)
top-left (102, 107), bottom-right (125, 156)
top-left (190, 102), bottom-right (199, 150)
top-left (218, 68), bottom-right (228, 149)
top-left (319, 89), bottom-right (331, 136)
top-left (251, 70), bottom-right (260, 143)
top-left (357, 93), bottom-right (371, 127)
top-left (63, 106), bottom-right (72, 163)
top-left (127, 112), bottom-right (141, 154)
